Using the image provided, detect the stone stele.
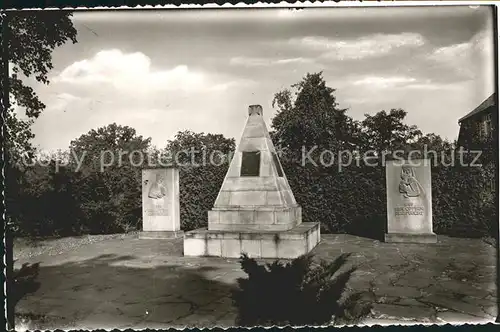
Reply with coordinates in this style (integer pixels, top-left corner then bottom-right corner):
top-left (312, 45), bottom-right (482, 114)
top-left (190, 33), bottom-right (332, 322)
top-left (385, 159), bottom-right (437, 243)
top-left (184, 104), bottom-right (321, 258)
top-left (140, 167), bottom-right (183, 239)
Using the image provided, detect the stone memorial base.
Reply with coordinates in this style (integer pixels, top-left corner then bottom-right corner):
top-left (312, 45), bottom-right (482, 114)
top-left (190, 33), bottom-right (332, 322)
top-left (139, 230), bottom-right (184, 239)
top-left (385, 232), bottom-right (437, 244)
top-left (184, 222), bottom-right (320, 259)
top-left (208, 206), bottom-right (302, 231)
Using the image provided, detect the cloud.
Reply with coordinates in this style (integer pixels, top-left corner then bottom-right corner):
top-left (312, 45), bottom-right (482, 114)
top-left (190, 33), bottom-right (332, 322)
top-left (230, 56), bottom-right (313, 67)
top-left (426, 29), bottom-right (494, 81)
top-left (55, 49), bottom-right (205, 92)
top-left (429, 42), bottom-right (470, 60)
top-left (348, 74), bottom-right (468, 92)
top-left (275, 58), bottom-right (312, 65)
top-left (289, 33), bottom-right (425, 60)
top-left (351, 75), bottom-right (417, 88)
top-left (36, 49), bottom-right (259, 151)
top-left (404, 82), bottom-right (465, 91)
top-left (210, 79), bottom-right (256, 91)
top-left (50, 93), bottom-right (83, 111)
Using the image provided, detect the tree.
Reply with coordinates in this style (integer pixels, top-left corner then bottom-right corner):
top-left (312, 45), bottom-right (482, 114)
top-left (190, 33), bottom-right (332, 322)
top-left (5, 11), bottom-right (78, 231)
top-left (165, 131), bottom-right (235, 230)
top-left (69, 124), bottom-right (153, 233)
top-left (271, 72), bottom-right (359, 162)
top-left (4, 13), bottom-right (77, 328)
top-left (5, 11), bottom-right (77, 164)
top-left (69, 123), bottom-right (152, 173)
top-left (165, 130), bottom-right (235, 166)
top-left (414, 133), bottom-right (453, 151)
top-left (360, 109), bottom-right (422, 156)
top-left (408, 133), bottom-right (454, 165)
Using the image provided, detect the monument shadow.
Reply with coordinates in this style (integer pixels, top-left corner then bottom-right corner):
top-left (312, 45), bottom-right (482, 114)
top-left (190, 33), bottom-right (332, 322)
top-left (344, 215), bottom-right (387, 242)
top-left (13, 253), bottom-right (237, 329)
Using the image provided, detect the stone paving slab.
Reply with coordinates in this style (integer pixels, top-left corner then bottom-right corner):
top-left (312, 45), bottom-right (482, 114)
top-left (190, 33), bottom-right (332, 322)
top-left (13, 234), bottom-right (498, 329)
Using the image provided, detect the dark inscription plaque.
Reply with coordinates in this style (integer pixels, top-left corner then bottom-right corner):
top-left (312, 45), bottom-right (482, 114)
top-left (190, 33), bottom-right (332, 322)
top-left (240, 151), bottom-right (261, 176)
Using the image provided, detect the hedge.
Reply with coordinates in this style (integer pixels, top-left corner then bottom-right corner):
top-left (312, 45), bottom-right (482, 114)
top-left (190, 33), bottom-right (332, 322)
top-left (284, 159), bottom-right (496, 239)
top-left (7, 155), bottom-right (497, 240)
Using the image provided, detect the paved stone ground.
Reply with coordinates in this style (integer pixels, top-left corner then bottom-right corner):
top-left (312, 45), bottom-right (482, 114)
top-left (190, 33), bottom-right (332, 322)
top-left (13, 234), bottom-right (497, 329)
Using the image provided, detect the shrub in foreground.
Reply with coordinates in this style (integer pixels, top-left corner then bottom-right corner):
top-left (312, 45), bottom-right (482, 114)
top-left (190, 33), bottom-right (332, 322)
top-left (232, 253), bottom-right (371, 326)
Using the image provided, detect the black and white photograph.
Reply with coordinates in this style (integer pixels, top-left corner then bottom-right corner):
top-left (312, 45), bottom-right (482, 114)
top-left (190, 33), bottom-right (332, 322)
top-left (4, 2), bottom-right (498, 330)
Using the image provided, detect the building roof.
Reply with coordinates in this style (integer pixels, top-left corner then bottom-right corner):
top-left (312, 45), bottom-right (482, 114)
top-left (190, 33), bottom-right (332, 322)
top-left (458, 93), bottom-right (496, 123)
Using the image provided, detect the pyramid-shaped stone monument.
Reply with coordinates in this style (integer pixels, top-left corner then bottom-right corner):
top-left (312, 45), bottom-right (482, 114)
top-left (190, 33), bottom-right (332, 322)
top-left (184, 105), bottom-right (320, 258)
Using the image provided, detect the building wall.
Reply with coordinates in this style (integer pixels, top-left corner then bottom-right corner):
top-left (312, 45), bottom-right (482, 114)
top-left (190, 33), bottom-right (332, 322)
top-left (458, 105), bottom-right (496, 147)
top-left (457, 105), bottom-right (497, 194)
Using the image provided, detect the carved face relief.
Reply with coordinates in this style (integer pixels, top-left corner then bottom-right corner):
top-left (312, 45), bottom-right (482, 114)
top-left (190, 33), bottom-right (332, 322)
top-left (398, 166), bottom-right (421, 198)
top-left (148, 173), bottom-right (167, 199)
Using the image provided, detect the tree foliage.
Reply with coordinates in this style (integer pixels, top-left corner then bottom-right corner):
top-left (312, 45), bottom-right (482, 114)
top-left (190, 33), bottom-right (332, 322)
top-left (166, 131), bottom-right (235, 230)
top-left (5, 11), bottom-right (77, 238)
top-left (9, 123), bottom-right (154, 236)
top-left (271, 72), bottom-right (358, 160)
top-left (8, 68), bottom-right (496, 241)
top-left (6, 11), bottom-right (77, 162)
top-left (69, 123), bottom-right (152, 172)
top-left (165, 130), bottom-right (235, 166)
top-left (360, 109), bottom-right (422, 154)
top-left (8, 11), bottom-right (77, 85)
top-left (271, 72), bottom-right (495, 239)
top-left (69, 124), bottom-right (153, 233)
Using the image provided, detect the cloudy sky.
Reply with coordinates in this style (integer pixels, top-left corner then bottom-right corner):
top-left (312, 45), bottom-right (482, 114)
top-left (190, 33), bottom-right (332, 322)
top-left (23, 5), bottom-right (495, 152)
